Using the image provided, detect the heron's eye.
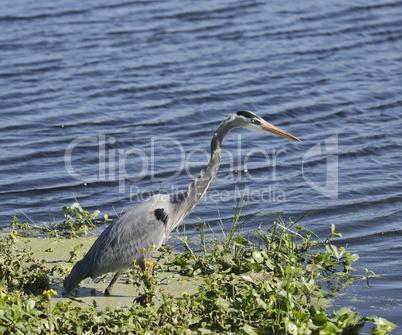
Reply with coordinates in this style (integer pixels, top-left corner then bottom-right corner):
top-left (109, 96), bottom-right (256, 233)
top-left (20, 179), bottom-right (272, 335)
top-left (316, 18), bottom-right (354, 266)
top-left (251, 119), bottom-right (260, 125)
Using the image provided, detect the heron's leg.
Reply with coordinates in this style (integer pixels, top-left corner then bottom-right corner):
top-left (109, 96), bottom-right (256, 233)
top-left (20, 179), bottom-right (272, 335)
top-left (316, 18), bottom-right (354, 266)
top-left (104, 271), bottom-right (120, 296)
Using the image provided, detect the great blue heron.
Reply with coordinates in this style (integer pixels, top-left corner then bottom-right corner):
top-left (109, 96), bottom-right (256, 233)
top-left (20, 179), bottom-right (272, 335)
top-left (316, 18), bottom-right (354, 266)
top-left (63, 111), bottom-right (300, 296)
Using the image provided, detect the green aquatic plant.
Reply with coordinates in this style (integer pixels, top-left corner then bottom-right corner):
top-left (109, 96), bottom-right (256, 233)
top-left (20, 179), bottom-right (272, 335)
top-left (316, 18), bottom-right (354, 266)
top-left (165, 216), bottom-right (361, 333)
top-left (0, 204), bottom-right (397, 334)
top-left (59, 202), bottom-right (101, 237)
top-left (0, 233), bottom-right (50, 295)
top-left (156, 209), bottom-right (395, 334)
top-left (9, 201), bottom-right (111, 238)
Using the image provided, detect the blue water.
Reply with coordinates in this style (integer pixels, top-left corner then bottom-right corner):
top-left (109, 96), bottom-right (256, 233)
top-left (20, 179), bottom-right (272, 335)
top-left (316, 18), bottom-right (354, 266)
top-left (1, 0), bottom-right (401, 328)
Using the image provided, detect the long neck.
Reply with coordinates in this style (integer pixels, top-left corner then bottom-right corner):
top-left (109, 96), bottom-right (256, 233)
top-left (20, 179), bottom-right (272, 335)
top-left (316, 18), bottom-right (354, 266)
top-left (184, 119), bottom-right (233, 209)
top-left (169, 117), bottom-right (236, 227)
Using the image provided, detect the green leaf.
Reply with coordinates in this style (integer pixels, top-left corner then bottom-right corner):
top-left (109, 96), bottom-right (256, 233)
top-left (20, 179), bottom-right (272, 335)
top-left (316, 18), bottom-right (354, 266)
top-left (247, 263), bottom-right (264, 272)
top-left (331, 224), bottom-right (342, 237)
top-left (252, 251), bottom-right (264, 263)
top-left (234, 236), bottom-right (249, 245)
top-left (91, 210), bottom-right (100, 218)
top-left (175, 257), bottom-right (189, 268)
top-left (313, 312), bottom-right (329, 326)
top-left (285, 321), bottom-right (298, 335)
top-left (367, 315), bottom-right (396, 335)
top-left (256, 297), bottom-right (267, 310)
top-left (320, 322), bottom-right (339, 334)
top-left (348, 253), bottom-right (359, 262)
top-left (239, 324), bottom-right (258, 335)
top-left (73, 243), bottom-right (83, 251)
top-left (325, 261), bottom-right (340, 267)
top-left (70, 202), bottom-right (80, 210)
top-left (335, 308), bottom-right (365, 333)
top-left (329, 245), bottom-right (340, 259)
top-left (216, 298), bottom-right (230, 309)
top-left (26, 299), bottom-right (36, 311)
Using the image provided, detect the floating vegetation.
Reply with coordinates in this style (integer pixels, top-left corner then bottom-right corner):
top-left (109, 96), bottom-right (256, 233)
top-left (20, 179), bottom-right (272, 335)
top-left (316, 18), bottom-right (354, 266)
top-left (0, 202), bottom-right (396, 334)
top-left (8, 201), bottom-right (110, 238)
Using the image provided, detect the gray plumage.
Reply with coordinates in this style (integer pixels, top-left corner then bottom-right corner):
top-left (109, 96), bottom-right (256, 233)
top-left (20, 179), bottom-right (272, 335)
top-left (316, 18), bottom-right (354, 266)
top-left (63, 111), bottom-right (300, 295)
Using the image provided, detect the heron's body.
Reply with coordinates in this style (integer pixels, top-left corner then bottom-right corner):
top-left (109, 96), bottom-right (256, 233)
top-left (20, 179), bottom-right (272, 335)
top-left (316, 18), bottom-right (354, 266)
top-left (64, 111), bottom-right (300, 295)
top-left (64, 195), bottom-right (170, 292)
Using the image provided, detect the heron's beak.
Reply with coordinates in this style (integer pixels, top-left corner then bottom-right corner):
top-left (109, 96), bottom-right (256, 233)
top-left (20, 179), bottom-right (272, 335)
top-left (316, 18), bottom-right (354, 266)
top-left (261, 121), bottom-right (301, 142)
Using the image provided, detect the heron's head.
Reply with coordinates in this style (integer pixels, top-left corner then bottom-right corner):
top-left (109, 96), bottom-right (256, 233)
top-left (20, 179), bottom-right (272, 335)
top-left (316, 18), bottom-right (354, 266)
top-left (235, 110), bottom-right (301, 142)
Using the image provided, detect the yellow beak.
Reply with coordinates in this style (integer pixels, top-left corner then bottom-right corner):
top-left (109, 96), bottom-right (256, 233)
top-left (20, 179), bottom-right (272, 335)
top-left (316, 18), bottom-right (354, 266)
top-left (261, 121), bottom-right (301, 142)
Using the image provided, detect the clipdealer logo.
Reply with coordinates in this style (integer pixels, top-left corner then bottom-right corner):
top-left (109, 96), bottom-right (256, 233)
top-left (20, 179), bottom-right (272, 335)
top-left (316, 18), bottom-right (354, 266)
top-left (64, 134), bottom-right (339, 201)
top-left (302, 134), bottom-right (338, 200)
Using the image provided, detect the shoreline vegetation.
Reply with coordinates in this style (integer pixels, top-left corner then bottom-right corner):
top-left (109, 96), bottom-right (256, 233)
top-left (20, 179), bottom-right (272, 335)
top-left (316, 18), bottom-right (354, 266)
top-left (1, 202), bottom-right (396, 334)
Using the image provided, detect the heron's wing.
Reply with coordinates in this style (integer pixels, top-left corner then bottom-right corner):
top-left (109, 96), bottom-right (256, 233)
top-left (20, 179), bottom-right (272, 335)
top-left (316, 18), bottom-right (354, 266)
top-left (86, 196), bottom-right (171, 278)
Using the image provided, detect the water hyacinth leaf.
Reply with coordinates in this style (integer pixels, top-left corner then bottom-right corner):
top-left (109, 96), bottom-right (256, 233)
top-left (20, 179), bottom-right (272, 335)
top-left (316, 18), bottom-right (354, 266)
top-left (313, 312), bottom-right (329, 326)
top-left (26, 299), bottom-right (36, 311)
top-left (336, 307), bottom-right (355, 316)
top-left (332, 308), bottom-right (365, 333)
top-left (264, 258), bottom-right (274, 270)
top-left (284, 321), bottom-right (298, 335)
top-left (319, 322), bottom-right (339, 334)
top-left (367, 315), bottom-right (396, 335)
top-left (215, 298), bottom-right (230, 309)
top-left (252, 251), bottom-right (264, 263)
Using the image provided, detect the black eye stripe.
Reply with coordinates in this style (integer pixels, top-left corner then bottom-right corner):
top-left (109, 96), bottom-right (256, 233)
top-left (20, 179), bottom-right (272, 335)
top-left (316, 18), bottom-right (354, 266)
top-left (236, 110), bottom-right (257, 119)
